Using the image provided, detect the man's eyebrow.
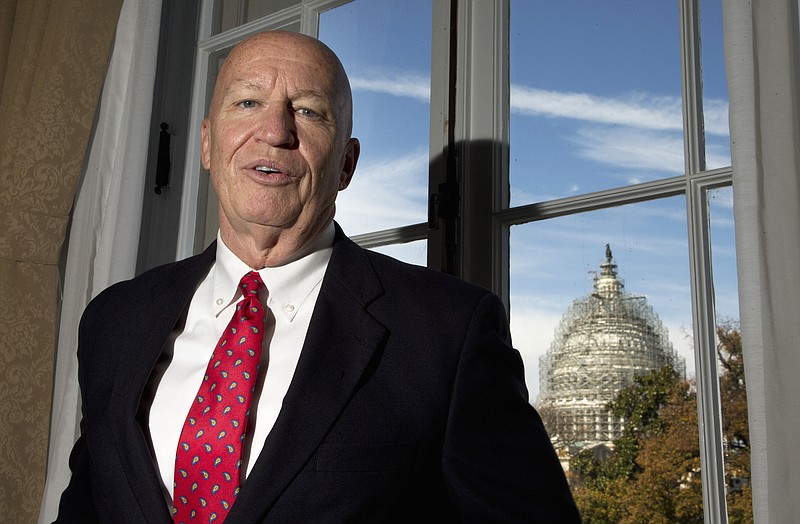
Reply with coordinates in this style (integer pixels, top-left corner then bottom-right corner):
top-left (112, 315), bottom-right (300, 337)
top-left (289, 89), bottom-right (330, 105)
top-left (225, 81), bottom-right (330, 105)
top-left (227, 79), bottom-right (263, 92)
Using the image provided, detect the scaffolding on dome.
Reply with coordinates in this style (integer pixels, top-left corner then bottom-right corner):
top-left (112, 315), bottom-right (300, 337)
top-left (537, 244), bottom-right (686, 448)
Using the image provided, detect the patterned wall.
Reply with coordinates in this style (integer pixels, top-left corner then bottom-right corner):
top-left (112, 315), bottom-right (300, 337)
top-left (0, 1), bottom-right (123, 521)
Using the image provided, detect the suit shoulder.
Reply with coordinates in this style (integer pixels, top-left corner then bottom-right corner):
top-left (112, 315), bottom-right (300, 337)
top-left (363, 248), bottom-right (493, 302)
top-left (84, 245), bottom-right (214, 318)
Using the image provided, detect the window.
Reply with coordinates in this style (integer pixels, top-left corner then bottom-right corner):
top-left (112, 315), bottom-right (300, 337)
top-left (176, 1), bottom-right (748, 520)
top-left (318, 0), bottom-right (432, 265)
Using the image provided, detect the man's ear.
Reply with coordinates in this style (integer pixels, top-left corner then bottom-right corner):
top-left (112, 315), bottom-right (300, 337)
top-left (339, 137), bottom-right (360, 190)
top-left (200, 118), bottom-right (211, 170)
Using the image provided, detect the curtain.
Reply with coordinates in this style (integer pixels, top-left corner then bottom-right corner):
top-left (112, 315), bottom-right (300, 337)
top-left (0, 0), bottom-right (122, 520)
top-left (724, 0), bottom-right (800, 522)
top-left (36, 1), bottom-right (163, 522)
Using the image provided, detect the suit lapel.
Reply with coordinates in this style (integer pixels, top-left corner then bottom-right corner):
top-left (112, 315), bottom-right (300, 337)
top-left (229, 232), bottom-right (388, 523)
top-left (108, 243), bottom-right (217, 521)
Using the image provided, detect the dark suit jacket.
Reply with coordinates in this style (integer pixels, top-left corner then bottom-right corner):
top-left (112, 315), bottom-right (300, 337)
top-left (55, 225), bottom-right (580, 523)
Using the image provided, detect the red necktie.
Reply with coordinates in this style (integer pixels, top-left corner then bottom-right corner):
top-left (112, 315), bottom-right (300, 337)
top-left (172, 271), bottom-right (266, 523)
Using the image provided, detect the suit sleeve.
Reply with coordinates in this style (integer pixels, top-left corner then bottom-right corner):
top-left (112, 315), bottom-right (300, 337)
top-left (52, 431), bottom-right (100, 523)
top-left (52, 305), bottom-right (102, 523)
top-left (442, 292), bottom-right (582, 523)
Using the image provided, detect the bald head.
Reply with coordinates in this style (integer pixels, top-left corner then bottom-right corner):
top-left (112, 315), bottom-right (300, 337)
top-left (211, 30), bottom-right (354, 139)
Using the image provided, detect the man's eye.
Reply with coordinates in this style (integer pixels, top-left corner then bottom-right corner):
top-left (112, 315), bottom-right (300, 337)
top-left (238, 100), bottom-right (258, 109)
top-left (297, 107), bottom-right (319, 118)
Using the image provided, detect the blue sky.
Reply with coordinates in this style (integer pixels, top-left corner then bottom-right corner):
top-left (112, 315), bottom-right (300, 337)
top-left (319, 0), bottom-right (735, 398)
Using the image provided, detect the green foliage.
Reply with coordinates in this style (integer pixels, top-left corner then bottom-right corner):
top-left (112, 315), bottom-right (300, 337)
top-left (569, 323), bottom-right (753, 523)
top-left (717, 321), bottom-right (753, 524)
top-left (571, 365), bottom-right (681, 490)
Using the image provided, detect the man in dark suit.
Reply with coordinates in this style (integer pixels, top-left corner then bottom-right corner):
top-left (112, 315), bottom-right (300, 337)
top-left (55, 30), bottom-right (580, 523)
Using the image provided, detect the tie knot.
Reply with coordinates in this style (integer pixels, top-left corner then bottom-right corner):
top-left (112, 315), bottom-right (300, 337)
top-left (239, 271), bottom-right (263, 297)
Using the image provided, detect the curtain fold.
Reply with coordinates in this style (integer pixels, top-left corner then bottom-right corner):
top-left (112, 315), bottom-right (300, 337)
top-left (724, 1), bottom-right (800, 522)
top-left (36, 1), bottom-right (163, 522)
top-left (0, 0), bottom-right (122, 520)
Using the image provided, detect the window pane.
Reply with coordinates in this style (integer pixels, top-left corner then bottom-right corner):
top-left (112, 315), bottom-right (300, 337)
top-left (370, 239), bottom-right (427, 266)
top-left (319, 0), bottom-right (432, 237)
top-left (196, 48), bottom-right (234, 250)
top-left (700, 0), bottom-right (731, 169)
top-left (708, 187), bottom-right (752, 521)
top-left (510, 199), bottom-right (694, 399)
top-left (510, 198), bottom-right (710, 520)
top-left (211, 0), bottom-right (300, 35)
top-left (509, 1), bottom-right (683, 206)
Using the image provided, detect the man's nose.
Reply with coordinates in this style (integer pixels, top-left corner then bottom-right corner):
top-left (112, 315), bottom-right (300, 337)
top-left (255, 103), bottom-right (296, 147)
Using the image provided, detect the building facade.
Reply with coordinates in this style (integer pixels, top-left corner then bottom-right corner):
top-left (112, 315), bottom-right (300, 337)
top-left (537, 245), bottom-right (686, 447)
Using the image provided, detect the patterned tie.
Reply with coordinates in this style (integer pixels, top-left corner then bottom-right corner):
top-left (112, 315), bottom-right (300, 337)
top-left (173, 271), bottom-right (266, 523)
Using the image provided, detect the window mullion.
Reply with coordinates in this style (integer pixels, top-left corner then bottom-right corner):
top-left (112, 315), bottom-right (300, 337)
top-left (686, 176), bottom-right (729, 524)
top-left (681, 0), bottom-right (728, 522)
top-left (452, 0), bottom-right (509, 293)
top-left (426, 0), bottom-right (455, 272)
top-left (681, 0), bottom-right (706, 174)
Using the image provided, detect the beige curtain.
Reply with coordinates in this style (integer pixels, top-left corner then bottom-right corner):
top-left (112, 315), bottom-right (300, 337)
top-left (724, 0), bottom-right (800, 522)
top-left (0, 0), bottom-right (123, 521)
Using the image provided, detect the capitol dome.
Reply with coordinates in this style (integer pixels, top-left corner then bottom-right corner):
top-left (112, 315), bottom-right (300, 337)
top-left (537, 245), bottom-right (685, 446)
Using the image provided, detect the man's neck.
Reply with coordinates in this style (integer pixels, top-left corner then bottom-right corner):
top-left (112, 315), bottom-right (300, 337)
top-left (219, 221), bottom-right (334, 269)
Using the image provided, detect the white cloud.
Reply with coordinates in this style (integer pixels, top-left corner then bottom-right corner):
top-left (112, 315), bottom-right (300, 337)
top-left (349, 71), bottom-right (729, 139)
top-left (335, 149), bottom-right (429, 234)
top-left (509, 305), bottom-right (563, 400)
top-left (573, 126), bottom-right (686, 175)
top-left (702, 97), bottom-right (731, 137)
top-left (349, 73), bottom-right (430, 102)
top-left (663, 320), bottom-right (696, 380)
top-left (510, 84), bottom-right (730, 137)
top-left (511, 85), bottom-right (683, 131)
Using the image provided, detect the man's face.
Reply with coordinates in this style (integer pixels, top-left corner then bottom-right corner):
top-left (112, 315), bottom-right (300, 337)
top-left (201, 32), bottom-right (359, 241)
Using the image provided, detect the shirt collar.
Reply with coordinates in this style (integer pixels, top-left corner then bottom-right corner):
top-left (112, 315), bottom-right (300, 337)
top-left (212, 222), bottom-right (335, 321)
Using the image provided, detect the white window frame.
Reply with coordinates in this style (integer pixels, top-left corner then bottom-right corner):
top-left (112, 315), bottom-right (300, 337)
top-left (174, 1), bottom-right (738, 521)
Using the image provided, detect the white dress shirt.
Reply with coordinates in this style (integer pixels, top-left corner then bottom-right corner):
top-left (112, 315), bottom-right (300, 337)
top-left (146, 223), bottom-right (334, 502)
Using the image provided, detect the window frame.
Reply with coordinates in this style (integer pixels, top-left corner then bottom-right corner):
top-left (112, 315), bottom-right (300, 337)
top-left (173, 1), bottom-right (738, 521)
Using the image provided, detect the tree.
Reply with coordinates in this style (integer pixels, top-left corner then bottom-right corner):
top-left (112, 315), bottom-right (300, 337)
top-left (571, 365), bottom-right (703, 523)
top-left (616, 378), bottom-right (703, 523)
top-left (717, 321), bottom-right (752, 523)
top-left (569, 324), bottom-right (753, 523)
